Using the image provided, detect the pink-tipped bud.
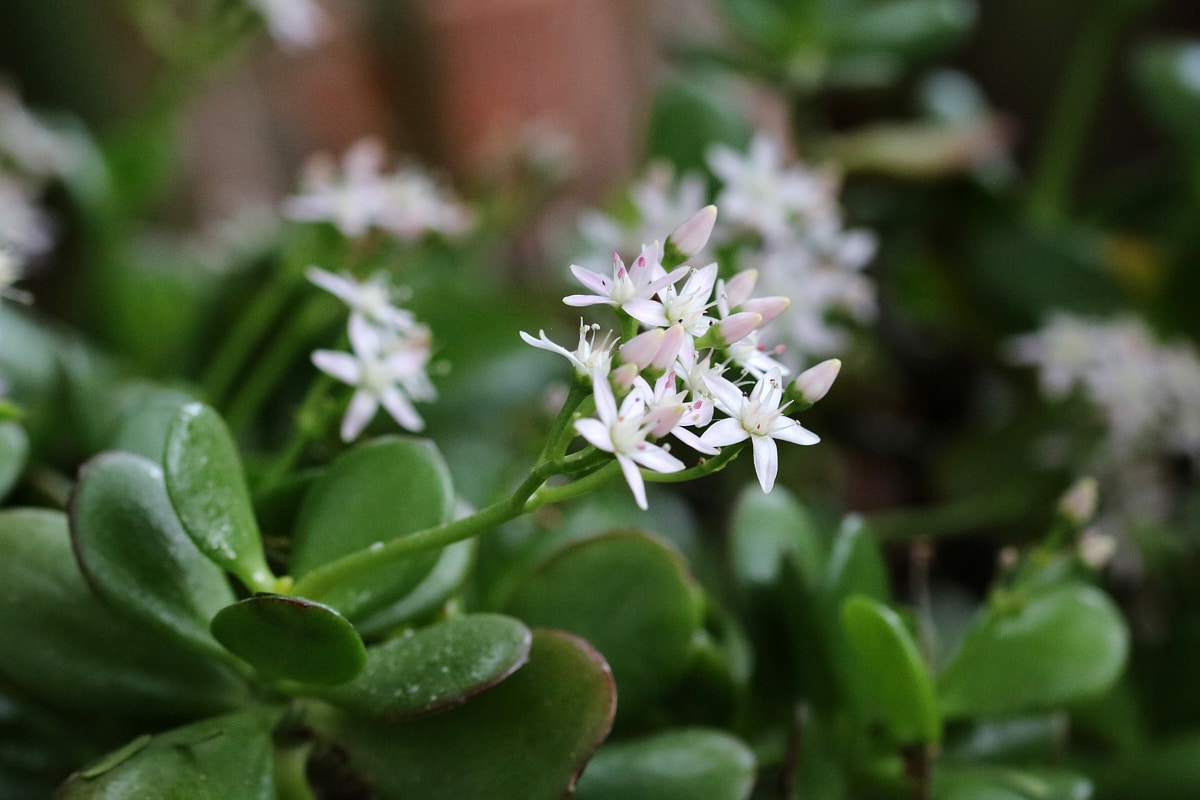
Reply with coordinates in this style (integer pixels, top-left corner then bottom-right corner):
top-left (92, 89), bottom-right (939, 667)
top-left (743, 295), bottom-right (790, 325)
top-left (651, 325), bottom-right (687, 371)
top-left (610, 363), bottom-right (640, 392)
top-left (619, 328), bottom-right (665, 370)
top-left (717, 312), bottom-right (762, 345)
top-left (792, 359), bottom-right (841, 405)
top-left (667, 205), bottom-right (718, 259)
top-left (1078, 529), bottom-right (1116, 570)
top-left (722, 269), bottom-right (758, 310)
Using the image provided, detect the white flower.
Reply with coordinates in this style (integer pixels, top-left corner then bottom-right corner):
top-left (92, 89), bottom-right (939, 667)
top-left (378, 166), bottom-right (474, 241)
top-left (0, 176), bottom-right (52, 260)
top-left (574, 370), bottom-right (685, 510)
top-left (631, 372), bottom-right (717, 456)
top-left (564, 242), bottom-right (688, 322)
top-left (247, 0), bottom-right (328, 50)
top-left (306, 267), bottom-right (416, 332)
top-left (285, 139), bottom-right (389, 237)
top-left (577, 164), bottom-right (709, 261)
top-left (520, 321), bottom-right (614, 380)
top-left (655, 263), bottom-right (720, 335)
top-left (700, 369), bottom-right (820, 492)
top-left (0, 83), bottom-right (81, 179)
top-left (312, 315), bottom-right (434, 440)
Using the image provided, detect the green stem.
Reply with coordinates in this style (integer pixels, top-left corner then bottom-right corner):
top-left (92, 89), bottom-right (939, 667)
top-left (202, 272), bottom-right (298, 406)
top-left (1026, 2), bottom-right (1142, 224)
top-left (254, 373), bottom-right (338, 494)
top-left (643, 441), bottom-right (743, 483)
top-left (540, 380), bottom-right (589, 462)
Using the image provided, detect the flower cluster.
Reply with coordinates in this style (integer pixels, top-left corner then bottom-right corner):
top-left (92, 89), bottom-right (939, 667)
top-left (576, 132), bottom-right (876, 365)
top-left (307, 267), bottom-right (437, 441)
top-left (526, 207), bottom-right (839, 509)
top-left (284, 137), bottom-right (473, 241)
top-left (1008, 313), bottom-right (1200, 460)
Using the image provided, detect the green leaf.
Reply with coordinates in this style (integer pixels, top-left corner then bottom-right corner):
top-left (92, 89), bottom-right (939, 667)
top-left (938, 584), bottom-right (1129, 719)
top-left (317, 613), bottom-right (531, 718)
top-left (68, 452), bottom-right (235, 659)
top-left (57, 708), bottom-right (279, 799)
top-left (163, 402), bottom-right (274, 592)
top-left (353, 539), bottom-right (475, 638)
top-left (645, 80), bottom-right (750, 175)
top-left (0, 508), bottom-right (246, 716)
top-left (210, 594), bottom-right (366, 686)
top-left (0, 421), bottom-right (28, 500)
top-left (573, 728), bottom-right (756, 800)
top-left (823, 515), bottom-right (890, 606)
top-left (841, 595), bottom-right (941, 745)
top-left (105, 384), bottom-right (196, 462)
top-left (326, 629), bottom-right (616, 800)
top-left (934, 766), bottom-right (1094, 800)
top-left (502, 531), bottom-right (702, 722)
top-left (289, 436), bottom-right (454, 620)
top-left (730, 485), bottom-right (824, 590)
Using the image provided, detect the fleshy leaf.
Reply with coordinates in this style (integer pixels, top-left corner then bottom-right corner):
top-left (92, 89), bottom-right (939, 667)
top-left (210, 594), bottom-right (366, 686)
top-left (68, 452), bottom-right (235, 659)
top-left (730, 485), bottom-right (824, 590)
top-left (163, 402), bottom-right (274, 592)
top-left (933, 766), bottom-right (1094, 800)
top-left (57, 708), bottom-right (279, 799)
top-left (353, 539), bottom-right (475, 638)
top-left (316, 613), bottom-right (531, 718)
top-left (289, 436), bottom-right (454, 620)
top-left (0, 421), bottom-right (28, 501)
top-left (502, 530), bottom-right (702, 722)
top-left (938, 584), bottom-right (1129, 718)
top-left (573, 728), bottom-right (757, 800)
top-left (0, 508), bottom-right (246, 716)
top-left (325, 629), bottom-right (616, 800)
top-left (841, 594), bottom-right (941, 745)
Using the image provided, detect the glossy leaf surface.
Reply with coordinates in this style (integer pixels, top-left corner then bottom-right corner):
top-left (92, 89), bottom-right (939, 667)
top-left (842, 594), bottom-right (941, 744)
top-left (938, 584), bottom-right (1129, 718)
top-left (290, 436), bottom-right (453, 619)
top-left (328, 629), bottom-right (615, 800)
top-left (0, 509), bottom-right (245, 716)
top-left (69, 452), bottom-right (234, 658)
top-left (354, 539), bottom-right (475, 638)
top-left (0, 421), bottom-right (28, 501)
top-left (163, 402), bottom-right (273, 591)
top-left (318, 613), bottom-right (531, 718)
top-left (57, 708), bottom-right (278, 799)
top-left (573, 728), bottom-right (757, 800)
top-left (502, 531), bottom-right (701, 721)
top-left (211, 594), bottom-right (366, 686)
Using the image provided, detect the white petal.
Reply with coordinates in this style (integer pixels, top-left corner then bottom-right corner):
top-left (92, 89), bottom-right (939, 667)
top-left (348, 314), bottom-right (384, 356)
top-left (617, 454), bottom-right (649, 510)
top-left (563, 293), bottom-right (613, 308)
top-left (341, 389), bottom-right (378, 441)
top-left (705, 372), bottom-right (747, 418)
top-left (574, 418), bottom-right (614, 453)
top-left (569, 264), bottom-right (612, 296)
top-left (379, 386), bottom-right (425, 432)
top-left (751, 435), bottom-right (779, 492)
top-left (305, 266), bottom-right (355, 303)
top-left (770, 418), bottom-right (820, 446)
top-left (671, 426), bottom-right (719, 455)
top-left (700, 418), bottom-right (749, 447)
top-left (623, 298), bottom-right (670, 328)
top-left (630, 442), bottom-right (685, 473)
top-left (590, 371), bottom-right (618, 424)
top-left (312, 350), bottom-right (361, 385)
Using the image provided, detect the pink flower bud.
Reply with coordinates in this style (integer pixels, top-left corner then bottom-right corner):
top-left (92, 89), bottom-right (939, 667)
top-left (792, 359), bottom-right (841, 404)
top-left (743, 295), bottom-right (790, 325)
top-left (721, 269), bottom-right (758, 310)
top-left (717, 312), bottom-right (762, 346)
top-left (619, 328), bottom-right (665, 370)
top-left (667, 205), bottom-right (718, 259)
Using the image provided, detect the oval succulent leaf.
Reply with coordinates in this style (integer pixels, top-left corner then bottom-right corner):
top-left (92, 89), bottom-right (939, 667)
top-left (325, 629), bottom-right (616, 800)
top-left (841, 594), bottom-right (941, 745)
top-left (501, 530), bottom-right (702, 722)
top-left (210, 594), bottom-right (367, 686)
top-left (0, 508), bottom-right (247, 716)
top-left (573, 728), bottom-right (757, 800)
top-left (0, 420), bottom-right (29, 501)
top-left (69, 451), bottom-right (235, 659)
top-left (163, 402), bottom-right (274, 592)
top-left (316, 613), bottom-right (531, 719)
top-left (938, 584), bottom-right (1129, 719)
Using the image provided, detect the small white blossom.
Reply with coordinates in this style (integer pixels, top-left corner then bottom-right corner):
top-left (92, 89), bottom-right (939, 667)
top-left (247, 0), bottom-right (328, 50)
top-left (306, 267), bottom-right (416, 332)
top-left (574, 370), bottom-right (685, 510)
top-left (564, 242), bottom-right (688, 322)
top-left (312, 315), bottom-right (435, 440)
top-left (577, 164), bottom-right (709, 262)
top-left (520, 321), bottom-right (614, 380)
top-left (701, 369), bottom-right (820, 492)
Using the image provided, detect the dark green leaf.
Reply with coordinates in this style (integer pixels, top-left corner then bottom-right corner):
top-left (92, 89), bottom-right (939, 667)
top-left (1133, 39), bottom-right (1200, 165)
top-left (938, 585), bottom-right (1129, 718)
top-left (317, 613), bottom-right (531, 718)
top-left (502, 531), bottom-right (702, 722)
top-left (163, 402), bottom-right (274, 592)
top-left (0, 421), bottom-right (28, 500)
top-left (573, 728), bottom-right (756, 800)
top-left (934, 766), bottom-right (1093, 800)
top-left (730, 485), bottom-right (824, 590)
top-left (353, 539), bottom-right (475, 638)
top-left (326, 629), bottom-right (615, 800)
top-left (289, 436), bottom-right (453, 620)
top-left (69, 452), bottom-right (235, 659)
top-left (842, 595), bottom-right (941, 744)
top-left (0, 509), bottom-right (246, 716)
top-left (210, 594), bottom-right (366, 686)
top-left (645, 80), bottom-right (750, 175)
top-left (57, 708), bottom-right (279, 799)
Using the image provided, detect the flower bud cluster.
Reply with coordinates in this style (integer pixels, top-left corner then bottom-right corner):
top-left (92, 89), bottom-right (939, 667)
top-left (525, 207), bottom-right (841, 508)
